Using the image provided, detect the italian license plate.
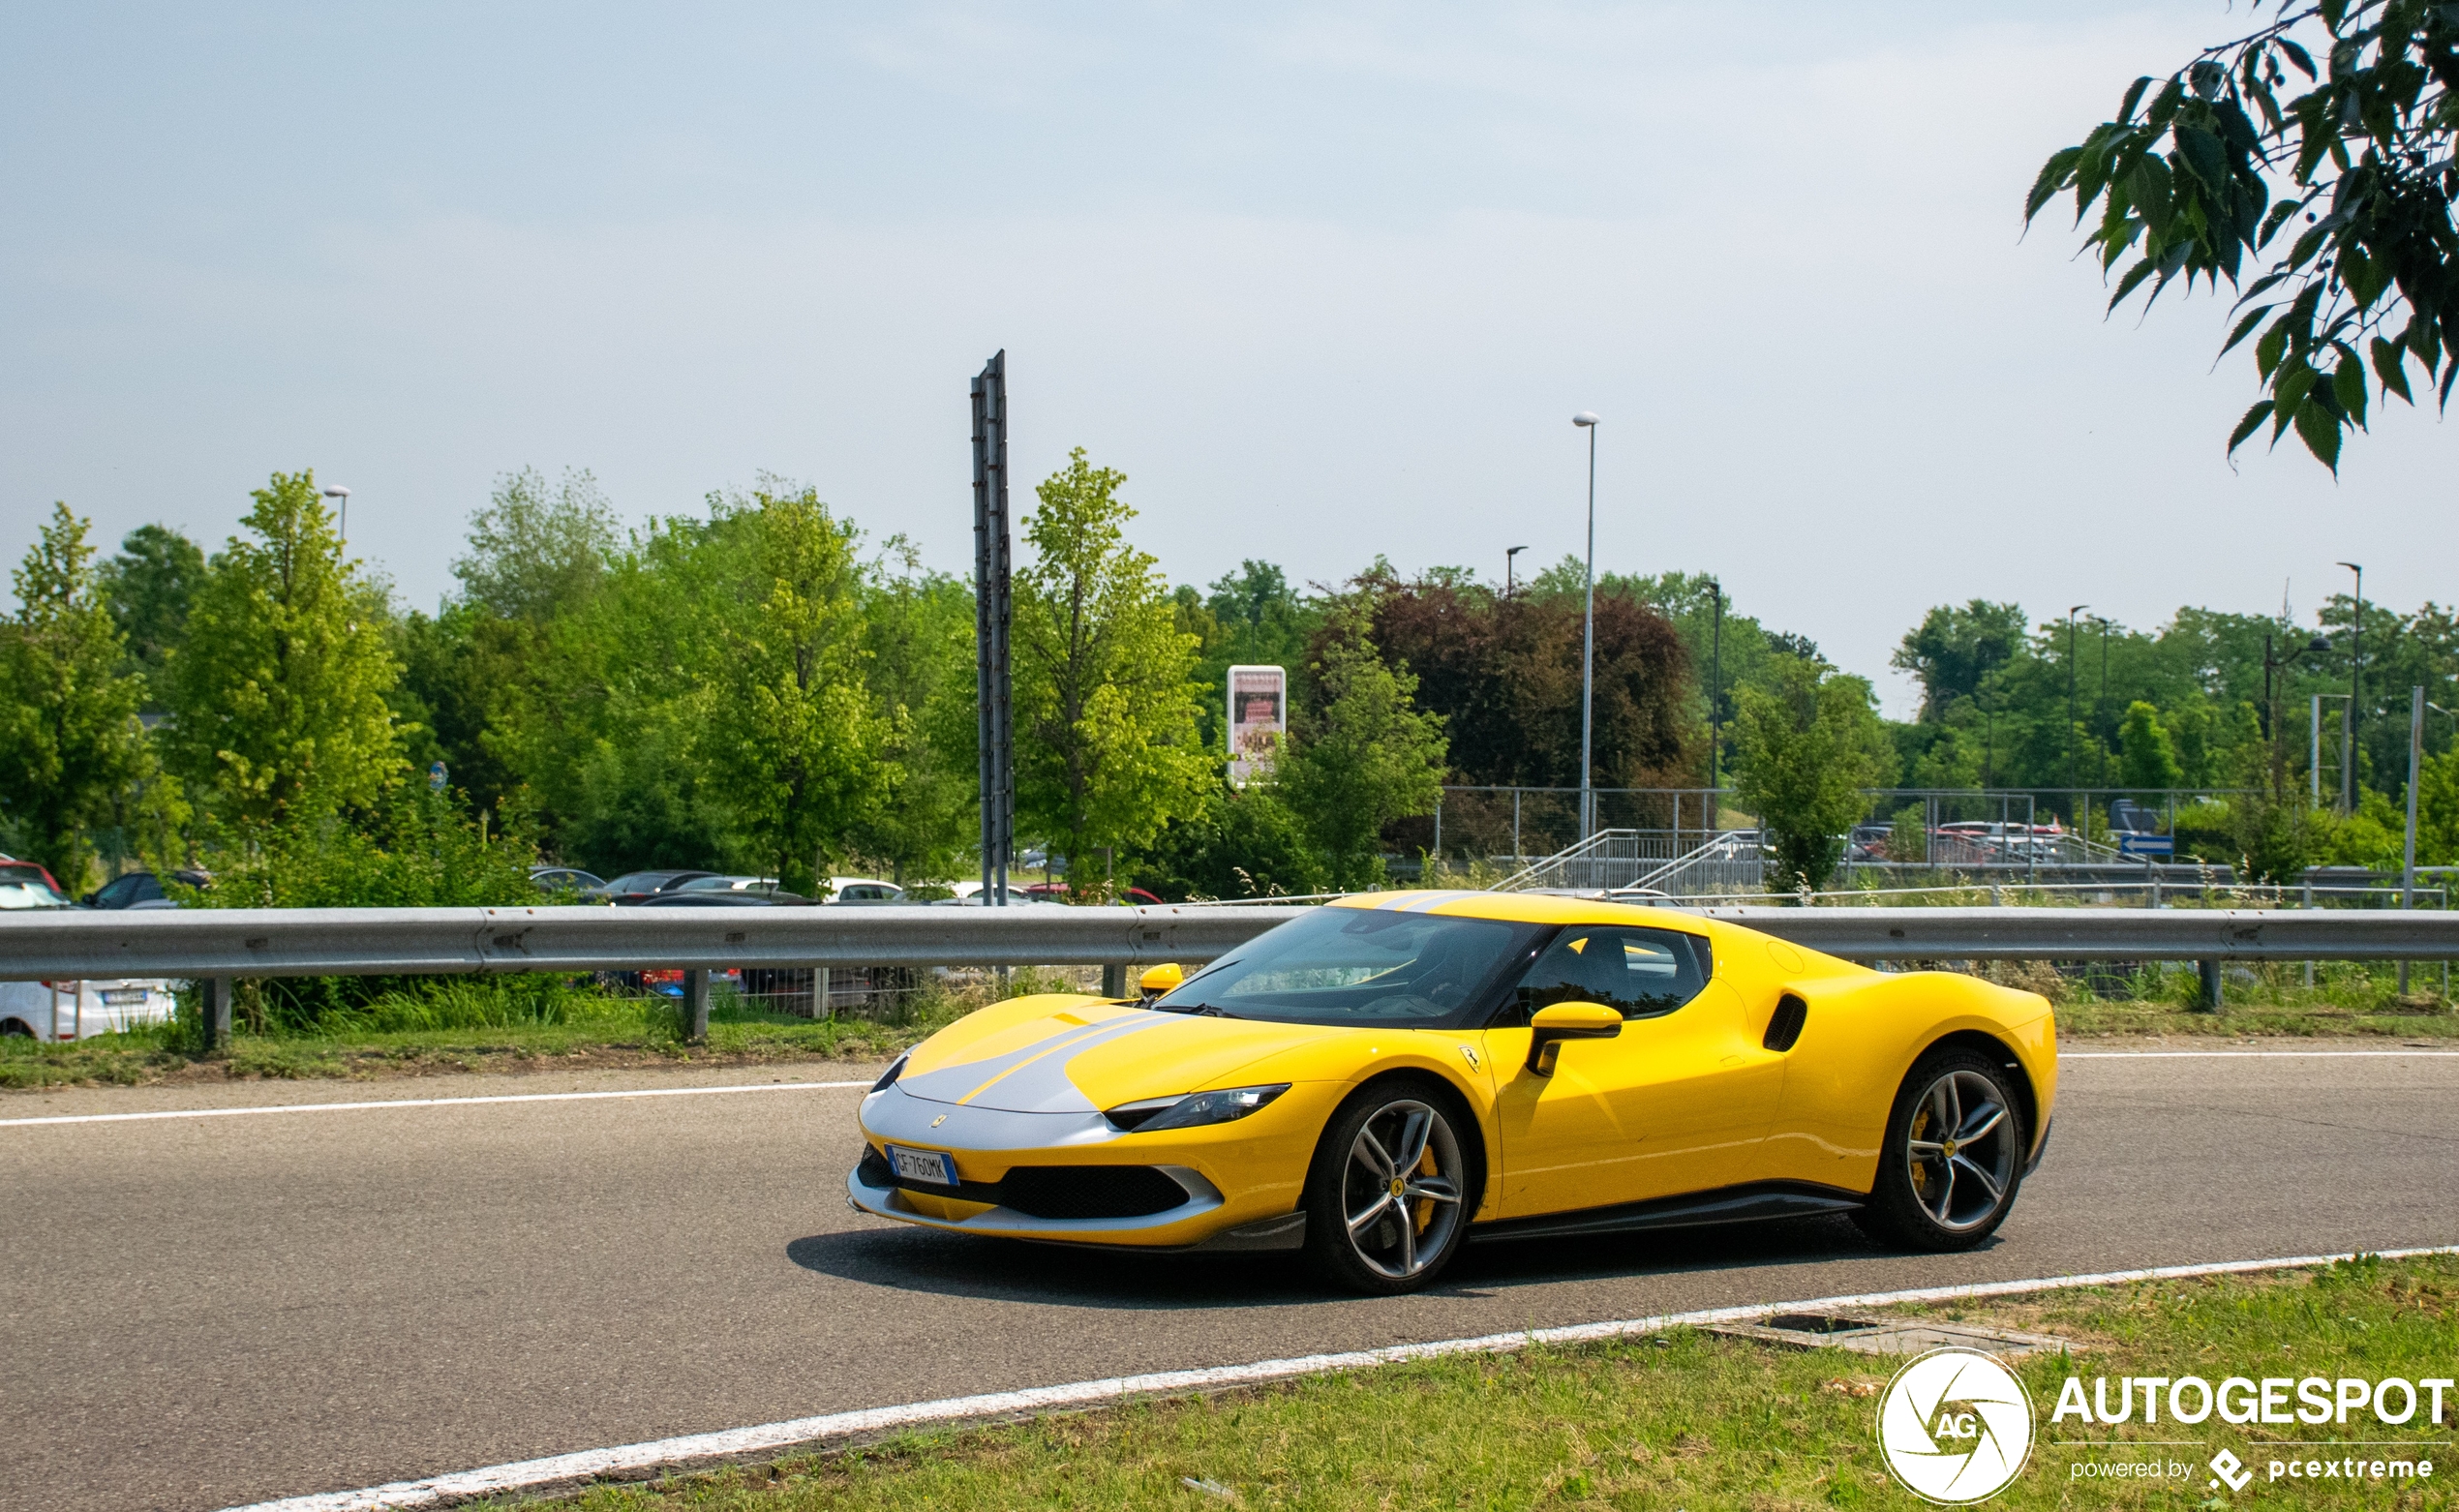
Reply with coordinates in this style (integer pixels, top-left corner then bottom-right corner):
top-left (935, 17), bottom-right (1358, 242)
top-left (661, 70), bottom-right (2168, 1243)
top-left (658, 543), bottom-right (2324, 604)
top-left (101, 989), bottom-right (147, 1006)
top-left (888, 1145), bottom-right (956, 1186)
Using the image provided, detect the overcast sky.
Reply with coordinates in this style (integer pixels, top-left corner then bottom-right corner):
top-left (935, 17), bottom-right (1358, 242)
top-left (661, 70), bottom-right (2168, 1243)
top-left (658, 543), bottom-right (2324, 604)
top-left (4, 3), bottom-right (2445, 715)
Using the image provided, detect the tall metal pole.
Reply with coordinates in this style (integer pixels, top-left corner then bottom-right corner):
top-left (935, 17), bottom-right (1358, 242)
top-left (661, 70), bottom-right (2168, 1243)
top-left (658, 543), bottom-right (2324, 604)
top-left (2339, 561), bottom-right (2362, 813)
top-left (1573, 413), bottom-right (1599, 840)
top-left (2403, 684), bottom-right (2423, 993)
top-left (1708, 577), bottom-right (1723, 801)
top-left (972, 352), bottom-right (1013, 908)
top-left (2066, 605), bottom-right (2087, 819)
top-left (2311, 693), bottom-right (2322, 807)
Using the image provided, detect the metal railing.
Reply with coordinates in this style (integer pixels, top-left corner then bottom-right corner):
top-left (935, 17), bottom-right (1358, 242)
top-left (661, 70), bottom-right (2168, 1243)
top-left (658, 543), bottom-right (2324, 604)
top-left (9, 901), bottom-right (2459, 1045)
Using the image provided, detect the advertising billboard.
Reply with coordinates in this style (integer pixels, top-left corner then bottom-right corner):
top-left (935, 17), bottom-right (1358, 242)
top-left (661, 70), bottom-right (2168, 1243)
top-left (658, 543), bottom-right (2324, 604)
top-left (1227, 664), bottom-right (1287, 787)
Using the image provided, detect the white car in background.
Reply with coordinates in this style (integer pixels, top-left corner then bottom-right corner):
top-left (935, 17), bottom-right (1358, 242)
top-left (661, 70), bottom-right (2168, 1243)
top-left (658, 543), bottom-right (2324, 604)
top-left (0, 979), bottom-right (179, 1042)
top-left (0, 863), bottom-right (181, 1041)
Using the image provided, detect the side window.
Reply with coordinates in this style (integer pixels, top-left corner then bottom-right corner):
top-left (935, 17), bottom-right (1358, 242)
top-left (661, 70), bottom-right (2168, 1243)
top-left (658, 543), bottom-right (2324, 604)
top-left (1494, 926), bottom-right (1712, 1025)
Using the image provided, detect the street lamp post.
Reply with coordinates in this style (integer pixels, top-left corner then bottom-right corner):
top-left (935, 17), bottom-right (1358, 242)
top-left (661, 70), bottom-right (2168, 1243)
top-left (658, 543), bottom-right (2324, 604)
top-left (1505, 545), bottom-right (1529, 595)
top-left (321, 485), bottom-right (352, 549)
top-left (2066, 604), bottom-right (2088, 823)
top-left (1572, 412), bottom-right (1599, 841)
top-left (2093, 614), bottom-right (2111, 789)
top-left (2337, 561), bottom-right (2362, 813)
top-left (1707, 576), bottom-right (1724, 799)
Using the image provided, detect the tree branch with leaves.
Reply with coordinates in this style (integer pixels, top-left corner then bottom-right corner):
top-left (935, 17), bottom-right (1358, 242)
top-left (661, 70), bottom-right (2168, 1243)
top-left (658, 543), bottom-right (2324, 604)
top-left (2029, 0), bottom-right (2459, 471)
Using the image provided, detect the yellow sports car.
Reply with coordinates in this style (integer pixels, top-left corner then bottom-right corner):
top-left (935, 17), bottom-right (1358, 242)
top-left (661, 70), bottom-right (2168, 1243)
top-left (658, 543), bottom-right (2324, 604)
top-left (847, 891), bottom-right (2056, 1293)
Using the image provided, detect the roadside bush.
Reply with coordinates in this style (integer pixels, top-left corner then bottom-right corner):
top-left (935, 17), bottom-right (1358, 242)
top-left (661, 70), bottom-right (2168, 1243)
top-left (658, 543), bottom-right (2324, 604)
top-left (188, 786), bottom-right (562, 1033)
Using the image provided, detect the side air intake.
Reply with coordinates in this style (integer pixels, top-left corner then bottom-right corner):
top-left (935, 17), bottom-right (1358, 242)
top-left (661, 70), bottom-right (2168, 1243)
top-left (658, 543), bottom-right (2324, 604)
top-left (1763, 994), bottom-right (1807, 1052)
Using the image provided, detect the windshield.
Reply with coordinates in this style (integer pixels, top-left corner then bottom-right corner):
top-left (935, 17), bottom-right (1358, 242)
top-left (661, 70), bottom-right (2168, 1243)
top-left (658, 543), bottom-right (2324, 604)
top-left (1153, 907), bottom-right (1549, 1029)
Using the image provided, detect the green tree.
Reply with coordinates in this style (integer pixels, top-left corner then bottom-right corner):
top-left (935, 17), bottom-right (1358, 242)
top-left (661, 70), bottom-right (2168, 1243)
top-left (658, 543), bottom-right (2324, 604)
top-left (1731, 658), bottom-right (1894, 895)
top-left (1130, 782), bottom-right (1326, 901)
top-left (0, 505), bottom-right (158, 889)
top-left (712, 489), bottom-right (891, 896)
top-left (167, 471), bottom-right (405, 826)
top-left (850, 537), bottom-right (978, 884)
top-left (97, 523), bottom-right (206, 711)
top-left (2027, 2), bottom-right (2459, 470)
top-left (1892, 601), bottom-right (2029, 722)
top-left (1012, 449), bottom-right (1211, 883)
top-left (2117, 701), bottom-right (2186, 793)
top-left (451, 467), bottom-right (619, 621)
top-left (396, 469), bottom-right (620, 834)
top-left (1277, 609), bottom-right (1448, 892)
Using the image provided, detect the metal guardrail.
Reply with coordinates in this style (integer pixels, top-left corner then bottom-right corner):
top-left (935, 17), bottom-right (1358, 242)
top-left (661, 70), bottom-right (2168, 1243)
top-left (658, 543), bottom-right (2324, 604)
top-left (0, 905), bottom-right (1298, 983)
top-left (8, 903), bottom-right (2459, 985)
top-left (1692, 906), bottom-right (2459, 961)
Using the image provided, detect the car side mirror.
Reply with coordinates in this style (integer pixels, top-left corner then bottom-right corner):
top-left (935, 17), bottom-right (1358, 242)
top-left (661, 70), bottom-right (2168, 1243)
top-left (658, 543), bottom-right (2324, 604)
top-left (1138, 963), bottom-right (1184, 998)
top-left (1526, 1002), bottom-right (1622, 1074)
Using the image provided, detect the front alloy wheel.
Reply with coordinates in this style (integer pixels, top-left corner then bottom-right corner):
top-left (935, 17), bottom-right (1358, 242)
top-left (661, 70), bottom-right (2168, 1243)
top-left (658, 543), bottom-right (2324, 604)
top-left (1304, 1085), bottom-right (1471, 1293)
top-left (1857, 1049), bottom-right (2026, 1251)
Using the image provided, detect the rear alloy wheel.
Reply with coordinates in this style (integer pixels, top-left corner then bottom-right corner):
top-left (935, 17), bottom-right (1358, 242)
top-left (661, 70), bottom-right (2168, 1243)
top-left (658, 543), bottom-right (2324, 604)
top-left (1302, 1084), bottom-right (1471, 1294)
top-left (1856, 1049), bottom-right (2025, 1251)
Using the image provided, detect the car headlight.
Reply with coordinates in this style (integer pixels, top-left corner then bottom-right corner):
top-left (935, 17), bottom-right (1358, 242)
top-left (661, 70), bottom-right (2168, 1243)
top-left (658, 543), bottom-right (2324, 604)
top-left (1106, 1083), bottom-right (1290, 1134)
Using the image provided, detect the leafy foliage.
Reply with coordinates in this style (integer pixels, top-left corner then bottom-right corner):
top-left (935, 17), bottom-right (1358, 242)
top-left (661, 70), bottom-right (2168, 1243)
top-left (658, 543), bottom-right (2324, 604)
top-left (2029, 1), bottom-right (2459, 470)
top-left (1277, 608), bottom-right (1449, 892)
top-left (2116, 700), bottom-right (2187, 792)
top-left (1363, 564), bottom-right (1693, 789)
top-left (1730, 658), bottom-right (1895, 893)
top-left (450, 467), bottom-right (618, 622)
top-left (1012, 449), bottom-right (1212, 878)
top-left (96, 523), bottom-right (205, 711)
top-left (196, 787), bottom-right (555, 1030)
top-left (165, 471), bottom-right (406, 827)
top-left (711, 487), bottom-right (891, 896)
top-left (0, 505), bottom-right (159, 889)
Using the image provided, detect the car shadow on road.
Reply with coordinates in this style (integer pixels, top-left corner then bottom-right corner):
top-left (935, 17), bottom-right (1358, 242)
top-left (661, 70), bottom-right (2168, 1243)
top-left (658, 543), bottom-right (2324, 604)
top-left (787, 1213), bottom-right (1921, 1310)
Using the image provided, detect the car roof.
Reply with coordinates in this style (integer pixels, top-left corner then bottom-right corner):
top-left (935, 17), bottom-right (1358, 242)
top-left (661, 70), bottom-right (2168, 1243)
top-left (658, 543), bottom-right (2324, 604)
top-left (1324, 889), bottom-right (1710, 934)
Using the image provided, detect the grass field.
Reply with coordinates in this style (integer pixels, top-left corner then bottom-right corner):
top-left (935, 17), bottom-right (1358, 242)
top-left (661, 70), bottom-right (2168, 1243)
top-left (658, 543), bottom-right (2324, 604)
top-left (506, 1255), bottom-right (2459, 1511)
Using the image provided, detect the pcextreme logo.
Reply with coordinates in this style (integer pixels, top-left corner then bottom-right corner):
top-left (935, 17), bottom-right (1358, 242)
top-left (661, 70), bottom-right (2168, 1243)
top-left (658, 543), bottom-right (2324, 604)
top-left (1876, 1347), bottom-right (2037, 1504)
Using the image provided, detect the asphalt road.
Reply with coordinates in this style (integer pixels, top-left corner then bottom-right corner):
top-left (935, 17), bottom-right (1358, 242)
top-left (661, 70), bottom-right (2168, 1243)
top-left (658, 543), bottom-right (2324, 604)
top-left (6, 1047), bottom-right (2457, 1512)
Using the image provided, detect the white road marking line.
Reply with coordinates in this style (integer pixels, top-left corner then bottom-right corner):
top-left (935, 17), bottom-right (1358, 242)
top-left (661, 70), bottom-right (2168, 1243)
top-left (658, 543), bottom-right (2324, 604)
top-left (222, 1245), bottom-right (2459, 1512)
top-left (7, 1049), bottom-right (2444, 1128)
top-left (2061, 1050), bottom-right (2459, 1059)
top-left (0, 1079), bottom-right (874, 1128)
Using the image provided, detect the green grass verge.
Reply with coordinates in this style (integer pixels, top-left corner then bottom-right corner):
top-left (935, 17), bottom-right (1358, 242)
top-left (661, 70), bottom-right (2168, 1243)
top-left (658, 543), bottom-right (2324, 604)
top-left (509, 1255), bottom-right (2459, 1510)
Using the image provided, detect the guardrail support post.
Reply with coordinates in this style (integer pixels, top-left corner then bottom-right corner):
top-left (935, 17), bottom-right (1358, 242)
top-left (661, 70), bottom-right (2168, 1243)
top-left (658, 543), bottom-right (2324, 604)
top-left (815, 966), bottom-right (832, 1022)
top-left (2196, 959), bottom-right (2222, 1013)
top-left (199, 977), bottom-right (232, 1052)
top-left (1101, 964), bottom-right (1126, 998)
top-left (683, 968), bottom-right (710, 1043)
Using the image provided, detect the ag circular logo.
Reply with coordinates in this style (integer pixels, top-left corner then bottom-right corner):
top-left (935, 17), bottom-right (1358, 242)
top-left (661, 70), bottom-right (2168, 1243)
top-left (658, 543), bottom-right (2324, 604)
top-left (1876, 1347), bottom-right (2035, 1503)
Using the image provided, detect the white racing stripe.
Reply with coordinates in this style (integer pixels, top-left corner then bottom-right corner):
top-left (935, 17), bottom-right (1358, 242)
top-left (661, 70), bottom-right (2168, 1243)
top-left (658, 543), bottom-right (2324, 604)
top-left (0, 1079), bottom-right (874, 1128)
top-left (223, 1244), bottom-right (2459, 1512)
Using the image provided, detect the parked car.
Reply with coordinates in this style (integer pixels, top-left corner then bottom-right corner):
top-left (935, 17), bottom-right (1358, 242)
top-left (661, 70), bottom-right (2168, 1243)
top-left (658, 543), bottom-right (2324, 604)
top-left (81, 868), bottom-right (212, 910)
top-left (591, 870), bottom-right (719, 904)
top-left (0, 866), bottom-right (78, 911)
top-left (530, 865), bottom-right (606, 896)
top-left (934, 888), bottom-right (1065, 907)
top-left (826, 877), bottom-right (904, 903)
top-left (634, 890), bottom-right (807, 906)
top-left (0, 979), bottom-right (180, 1040)
top-left (0, 858), bottom-right (68, 899)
